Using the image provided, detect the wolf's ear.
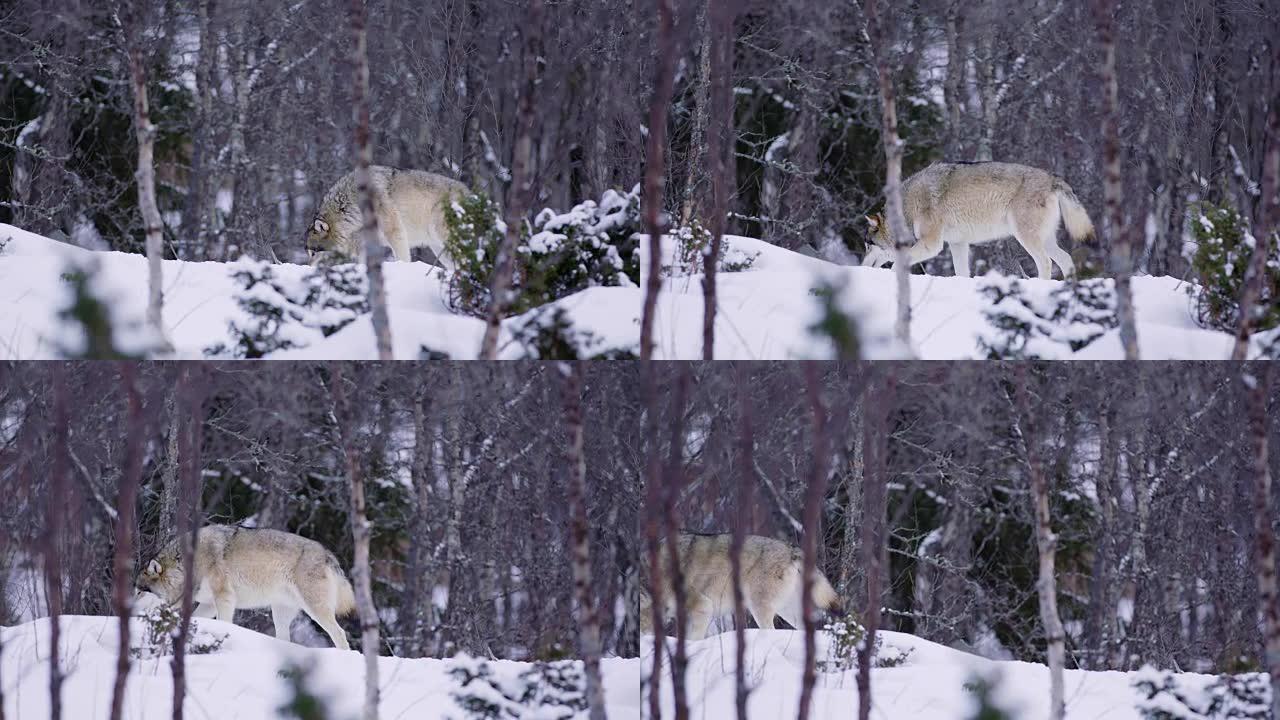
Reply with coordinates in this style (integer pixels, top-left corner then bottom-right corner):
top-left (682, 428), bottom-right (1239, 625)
top-left (865, 214), bottom-right (880, 229)
top-left (146, 559), bottom-right (162, 576)
top-left (313, 218), bottom-right (329, 234)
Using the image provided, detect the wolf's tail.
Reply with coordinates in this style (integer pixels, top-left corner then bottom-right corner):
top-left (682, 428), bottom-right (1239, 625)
top-left (332, 568), bottom-right (358, 617)
top-left (1054, 179), bottom-right (1096, 244)
top-left (812, 571), bottom-right (845, 617)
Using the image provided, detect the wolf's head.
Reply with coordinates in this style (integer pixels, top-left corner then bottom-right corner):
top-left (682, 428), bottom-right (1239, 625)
top-left (305, 213), bottom-right (351, 263)
top-left (137, 549), bottom-right (185, 602)
top-left (864, 213), bottom-right (896, 252)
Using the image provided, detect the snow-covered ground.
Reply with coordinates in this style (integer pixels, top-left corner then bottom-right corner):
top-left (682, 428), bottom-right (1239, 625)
top-left (644, 629), bottom-right (1213, 720)
top-left (0, 223), bottom-right (1267, 359)
top-left (1, 615), bottom-right (640, 719)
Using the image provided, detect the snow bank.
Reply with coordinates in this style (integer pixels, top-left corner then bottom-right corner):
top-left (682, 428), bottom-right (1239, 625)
top-left (0, 615), bottom-right (640, 719)
top-left (644, 629), bottom-right (1215, 720)
top-left (0, 223), bottom-right (1264, 359)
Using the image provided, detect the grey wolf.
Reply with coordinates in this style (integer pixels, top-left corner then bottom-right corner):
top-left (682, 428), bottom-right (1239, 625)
top-left (861, 161), bottom-right (1094, 279)
top-left (306, 166), bottom-right (467, 268)
top-left (639, 532), bottom-right (844, 639)
top-left (137, 525), bottom-right (355, 650)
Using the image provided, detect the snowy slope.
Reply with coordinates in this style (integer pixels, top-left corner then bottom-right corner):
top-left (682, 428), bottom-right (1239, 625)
top-left (1, 616), bottom-right (640, 719)
top-left (644, 629), bottom-right (1212, 720)
top-left (0, 223), bottom-right (1266, 359)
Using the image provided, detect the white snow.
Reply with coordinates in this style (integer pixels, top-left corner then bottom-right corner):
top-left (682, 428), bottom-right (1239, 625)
top-left (1, 615), bottom-right (640, 719)
top-left (644, 629), bottom-right (1217, 720)
top-left (0, 222), bottom-right (1271, 359)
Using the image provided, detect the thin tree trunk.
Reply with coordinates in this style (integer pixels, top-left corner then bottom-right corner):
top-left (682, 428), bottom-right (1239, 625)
top-left (1093, 0), bottom-right (1139, 359)
top-left (858, 369), bottom-right (892, 720)
top-left (109, 364), bottom-right (143, 720)
top-left (639, 0), bottom-right (679, 361)
top-left (661, 367), bottom-right (691, 720)
top-left (561, 363), bottom-right (608, 720)
top-left (171, 366), bottom-right (207, 720)
top-left (1013, 366), bottom-right (1065, 720)
top-left (184, 0), bottom-right (216, 259)
top-left (731, 363), bottom-right (752, 720)
top-left (329, 365), bottom-right (379, 720)
top-left (796, 366), bottom-right (829, 720)
top-left (642, 365), bottom-right (666, 719)
top-left (480, 0), bottom-right (543, 359)
top-left (701, 0), bottom-right (736, 361)
top-left (865, 0), bottom-right (912, 351)
top-left (1245, 364), bottom-right (1278, 720)
top-left (1231, 37), bottom-right (1279, 360)
top-left (348, 0), bottom-right (393, 360)
top-left (45, 366), bottom-right (68, 720)
top-left (125, 8), bottom-right (171, 351)
top-left (943, 3), bottom-right (965, 158)
top-left (404, 384), bottom-right (432, 657)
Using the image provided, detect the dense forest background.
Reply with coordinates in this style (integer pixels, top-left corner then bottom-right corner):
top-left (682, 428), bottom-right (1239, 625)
top-left (3, 0), bottom-right (1276, 277)
top-left (645, 362), bottom-right (1279, 674)
top-left (0, 362), bottom-right (642, 659)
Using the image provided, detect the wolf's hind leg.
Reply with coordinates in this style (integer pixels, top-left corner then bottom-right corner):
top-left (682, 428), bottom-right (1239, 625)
top-left (299, 585), bottom-right (350, 650)
top-left (1013, 216), bottom-right (1055, 279)
top-left (1047, 240), bottom-right (1075, 279)
top-left (271, 604), bottom-right (298, 643)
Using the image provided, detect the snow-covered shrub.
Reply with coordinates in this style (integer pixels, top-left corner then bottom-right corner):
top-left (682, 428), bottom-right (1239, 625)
top-left (447, 654), bottom-right (588, 720)
top-left (276, 659), bottom-right (331, 720)
top-left (666, 218), bottom-right (759, 277)
top-left (1133, 665), bottom-right (1271, 720)
top-left (131, 603), bottom-right (226, 659)
top-left (443, 188), bottom-right (508, 315)
top-left (443, 186), bottom-right (642, 317)
top-left (977, 275), bottom-right (1118, 359)
top-left (204, 256), bottom-right (367, 358)
top-left (54, 257), bottom-right (162, 359)
top-left (508, 306), bottom-right (637, 360)
top-left (1187, 203), bottom-right (1280, 334)
top-left (818, 617), bottom-right (909, 672)
top-left (808, 278), bottom-right (862, 359)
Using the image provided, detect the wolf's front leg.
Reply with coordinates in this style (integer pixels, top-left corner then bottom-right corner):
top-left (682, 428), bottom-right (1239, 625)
top-left (949, 242), bottom-right (971, 277)
top-left (192, 602), bottom-right (218, 619)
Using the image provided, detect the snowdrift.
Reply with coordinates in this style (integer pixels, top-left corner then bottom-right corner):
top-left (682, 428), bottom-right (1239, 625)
top-left (0, 223), bottom-right (1262, 359)
top-left (0, 615), bottom-right (640, 719)
top-left (644, 628), bottom-right (1215, 720)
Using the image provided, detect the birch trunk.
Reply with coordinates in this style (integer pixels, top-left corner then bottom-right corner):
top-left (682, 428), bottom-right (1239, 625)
top-left (1245, 365), bottom-right (1278, 720)
top-left (639, 0), bottom-right (679, 360)
top-left (560, 364), bottom-right (608, 720)
top-left (680, 0), bottom-right (711, 229)
top-left (125, 16), bottom-right (171, 352)
top-left (109, 365), bottom-right (143, 720)
top-left (349, 0), bottom-right (393, 360)
top-left (1231, 37), bottom-right (1279, 359)
top-left (943, 3), bottom-right (966, 158)
top-left (480, 0), bottom-right (543, 359)
top-left (330, 365), bottom-right (380, 720)
top-left (1094, 0), bottom-right (1139, 359)
top-left (796, 366), bottom-right (829, 720)
top-left (866, 0), bottom-right (913, 350)
top-left (159, 389), bottom-right (179, 541)
top-left (1014, 366), bottom-right (1065, 720)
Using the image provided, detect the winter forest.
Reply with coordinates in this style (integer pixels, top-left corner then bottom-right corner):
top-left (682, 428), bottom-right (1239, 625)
top-left (1, 0), bottom-right (1277, 358)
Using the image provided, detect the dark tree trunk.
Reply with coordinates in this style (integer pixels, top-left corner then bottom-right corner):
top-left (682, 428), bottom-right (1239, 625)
top-left (639, 0), bottom-right (679, 361)
top-left (701, 0), bottom-right (737, 360)
top-left (45, 366), bottom-right (68, 720)
top-left (858, 368), bottom-right (892, 720)
top-left (731, 363), bottom-right (753, 720)
top-left (171, 366), bottom-right (208, 720)
top-left (109, 364), bottom-right (143, 720)
top-left (480, 0), bottom-right (543, 359)
top-left (796, 365), bottom-right (830, 720)
top-left (661, 367), bottom-right (692, 720)
top-left (348, 0), bottom-right (393, 360)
